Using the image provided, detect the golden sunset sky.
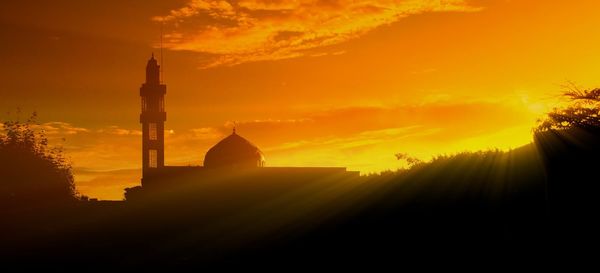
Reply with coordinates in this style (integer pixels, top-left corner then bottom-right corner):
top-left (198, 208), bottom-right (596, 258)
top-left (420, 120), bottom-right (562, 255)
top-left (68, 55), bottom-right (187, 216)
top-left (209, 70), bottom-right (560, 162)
top-left (1, 0), bottom-right (599, 199)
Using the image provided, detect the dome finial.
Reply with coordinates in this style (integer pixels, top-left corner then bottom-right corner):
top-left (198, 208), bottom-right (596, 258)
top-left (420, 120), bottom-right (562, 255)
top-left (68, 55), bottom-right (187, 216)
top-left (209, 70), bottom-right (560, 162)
top-left (232, 121), bottom-right (237, 134)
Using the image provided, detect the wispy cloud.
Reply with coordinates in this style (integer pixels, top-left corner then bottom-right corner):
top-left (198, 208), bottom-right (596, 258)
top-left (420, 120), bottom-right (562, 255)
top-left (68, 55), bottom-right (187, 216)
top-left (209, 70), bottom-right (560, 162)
top-left (74, 168), bottom-right (141, 200)
top-left (35, 122), bottom-right (90, 135)
top-left (96, 126), bottom-right (142, 136)
top-left (153, 0), bottom-right (481, 67)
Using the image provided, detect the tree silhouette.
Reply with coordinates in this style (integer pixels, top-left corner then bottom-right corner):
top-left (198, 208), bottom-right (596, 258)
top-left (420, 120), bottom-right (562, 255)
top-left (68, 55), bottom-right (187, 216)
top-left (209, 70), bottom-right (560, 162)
top-left (536, 86), bottom-right (600, 132)
top-left (0, 112), bottom-right (78, 208)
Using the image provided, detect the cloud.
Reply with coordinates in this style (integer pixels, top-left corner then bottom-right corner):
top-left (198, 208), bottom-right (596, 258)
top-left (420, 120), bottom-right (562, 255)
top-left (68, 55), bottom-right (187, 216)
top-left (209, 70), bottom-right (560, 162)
top-left (35, 122), bottom-right (90, 135)
top-left (96, 126), bottom-right (142, 136)
top-left (213, 101), bottom-right (526, 143)
top-left (264, 125), bottom-right (434, 153)
top-left (74, 168), bottom-right (141, 200)
top-left (153, 0), bottom-right (481, 67)
top-left (189, 127), bottom-right (223, 139)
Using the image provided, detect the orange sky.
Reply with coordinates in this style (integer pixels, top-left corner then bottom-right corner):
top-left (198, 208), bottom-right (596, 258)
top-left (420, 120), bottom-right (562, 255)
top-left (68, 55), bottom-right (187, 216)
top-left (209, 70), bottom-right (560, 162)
top-left (1, 0), bottom-right (600, 200)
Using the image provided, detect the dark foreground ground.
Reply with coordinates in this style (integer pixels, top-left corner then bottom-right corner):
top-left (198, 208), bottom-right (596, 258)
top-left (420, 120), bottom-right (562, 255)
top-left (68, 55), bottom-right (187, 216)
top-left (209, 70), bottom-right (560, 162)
top-left (2, 127), bottom-right (599, 268)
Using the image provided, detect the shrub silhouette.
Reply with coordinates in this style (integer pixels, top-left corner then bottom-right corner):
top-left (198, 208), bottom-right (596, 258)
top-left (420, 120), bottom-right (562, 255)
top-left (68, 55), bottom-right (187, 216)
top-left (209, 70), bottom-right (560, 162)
top-left (0, 112), bottom-right (77, 208)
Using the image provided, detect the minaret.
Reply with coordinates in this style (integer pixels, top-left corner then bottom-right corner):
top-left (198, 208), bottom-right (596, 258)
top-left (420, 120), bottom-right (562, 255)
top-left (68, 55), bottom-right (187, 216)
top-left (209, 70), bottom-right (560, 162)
top-left (140, 54), bottom-right (166, 180)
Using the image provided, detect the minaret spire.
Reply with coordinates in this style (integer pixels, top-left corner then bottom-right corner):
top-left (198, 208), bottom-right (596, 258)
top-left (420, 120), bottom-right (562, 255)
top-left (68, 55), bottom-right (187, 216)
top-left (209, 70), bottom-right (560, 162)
top-left (160, 21), bottom-right (164, 84)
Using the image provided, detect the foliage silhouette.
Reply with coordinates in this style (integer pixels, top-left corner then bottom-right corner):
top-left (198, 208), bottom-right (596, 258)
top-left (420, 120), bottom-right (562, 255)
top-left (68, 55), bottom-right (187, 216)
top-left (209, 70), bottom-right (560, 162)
top-left (394, 152), bottom-right (423, 168)
top-left (536, 86), bottom-right (600, 132)
top-left (0, 112), bottom-right (77, 208)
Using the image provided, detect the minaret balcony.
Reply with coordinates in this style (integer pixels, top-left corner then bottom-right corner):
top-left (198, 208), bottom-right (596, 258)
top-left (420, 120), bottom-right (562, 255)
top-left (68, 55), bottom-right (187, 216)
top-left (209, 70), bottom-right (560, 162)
top-left (140, 84), bottom-right (167, 96)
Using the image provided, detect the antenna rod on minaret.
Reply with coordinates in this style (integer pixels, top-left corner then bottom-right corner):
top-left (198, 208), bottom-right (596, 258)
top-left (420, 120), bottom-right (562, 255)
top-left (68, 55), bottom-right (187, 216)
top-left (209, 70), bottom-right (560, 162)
top-left (160, 21), bottom-right (164, 84)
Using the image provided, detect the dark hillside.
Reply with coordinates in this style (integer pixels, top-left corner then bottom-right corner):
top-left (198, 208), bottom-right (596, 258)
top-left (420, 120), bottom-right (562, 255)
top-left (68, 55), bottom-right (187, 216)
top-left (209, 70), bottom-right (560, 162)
top-left (2, 126), bottom-right (599, 267)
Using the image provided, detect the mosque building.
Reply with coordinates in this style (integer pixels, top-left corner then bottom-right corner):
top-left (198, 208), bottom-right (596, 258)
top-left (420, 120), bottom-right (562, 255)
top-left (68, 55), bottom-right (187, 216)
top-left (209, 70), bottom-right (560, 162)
top-left (137, 55), bottom-right (358, 191)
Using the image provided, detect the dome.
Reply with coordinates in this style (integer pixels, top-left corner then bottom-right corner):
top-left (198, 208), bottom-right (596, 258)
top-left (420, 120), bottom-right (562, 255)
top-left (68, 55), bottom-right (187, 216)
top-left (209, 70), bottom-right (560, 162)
top-left (203, 131), bottom-right (265, 168)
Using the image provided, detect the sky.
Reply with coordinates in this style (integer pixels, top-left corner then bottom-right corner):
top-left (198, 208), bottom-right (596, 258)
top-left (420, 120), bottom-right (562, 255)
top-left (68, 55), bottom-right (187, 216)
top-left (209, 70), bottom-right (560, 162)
top-left (2, 0), bottom-right (600, 200)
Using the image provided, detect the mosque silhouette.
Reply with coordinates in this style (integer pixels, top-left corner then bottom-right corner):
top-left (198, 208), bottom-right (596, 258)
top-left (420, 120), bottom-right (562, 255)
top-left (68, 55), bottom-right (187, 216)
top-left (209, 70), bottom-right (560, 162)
top-left (137, 55), bottom-right (358, 192)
